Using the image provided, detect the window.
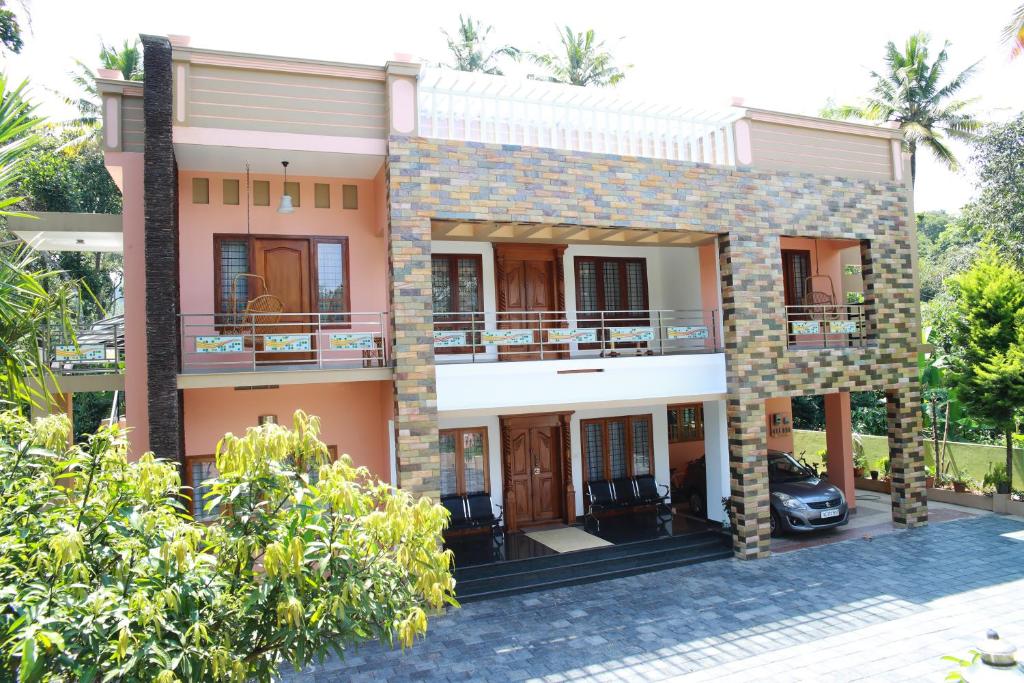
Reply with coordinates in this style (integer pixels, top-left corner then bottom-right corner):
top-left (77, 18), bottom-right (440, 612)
top-left (781, 250), bottom-right (811, 307)
top-left (581, 415), bottom-right (654, 482)
top-left (222, 179), bottom-right (240, 205)
top-left (342, 184), bottom-right (358, 209)
top-left (252, 180), bottom-right (270, 206)
top-left (439, 428), bottom-right (489, 496)
top-left (192, 177), bottom-right (209, 204)
top-left (668, 403), bottom-right (704, 443)
top-left (314, 183), bottom-right (331, 209)
top-left (574, 257), bottom-right (648, 313)
top-left (216, 238), bottom-right (250, 324)
top-left (432, 254), bottom-right (483, 354)
top-left (185, 457), bottom-right (221, 522)
top-left (314, 239), bottom-right (347, 320)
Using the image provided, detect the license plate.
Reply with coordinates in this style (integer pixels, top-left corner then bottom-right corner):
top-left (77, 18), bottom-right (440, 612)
top-left (820, 508), bottom-right (841, 519)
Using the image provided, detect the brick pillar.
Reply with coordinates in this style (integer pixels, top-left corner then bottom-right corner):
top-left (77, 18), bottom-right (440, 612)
top-left (386, 162), bottom-right (439, 499)
top-left (824, 391), bottom-right (856, 510)
top-left (727, 395), bottom-right (771, 559)
top-left (886, 386), bottom-right (928, 527)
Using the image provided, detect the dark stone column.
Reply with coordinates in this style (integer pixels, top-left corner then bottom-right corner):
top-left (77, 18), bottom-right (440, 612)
top-left (141, 35), bottom-right (184, 464)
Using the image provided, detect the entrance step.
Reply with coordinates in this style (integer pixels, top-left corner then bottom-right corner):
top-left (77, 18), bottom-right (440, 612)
top-left (453, 530), bottom-right (731, 603)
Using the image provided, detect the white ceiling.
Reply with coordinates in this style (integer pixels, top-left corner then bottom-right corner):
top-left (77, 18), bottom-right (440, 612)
top-left (15, 230), bottom-right (123, 253)
top-left (173, 143), bottom-right (385, 179)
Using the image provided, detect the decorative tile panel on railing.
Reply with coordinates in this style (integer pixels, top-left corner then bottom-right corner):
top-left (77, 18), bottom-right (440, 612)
top-left (328, 332), bottom-right (376, 350)
top-left (480, 329), bottom-right (534, 345)
top-left (667, 326), bottom-right (709, 340)
top-left (828, 320), bottom-right (859, 334)
top-left (433, 331), bottom-right (468, 348)
top-left (607, 327), bottom-right (655, 343)
top-left (547, 328), bottom-right (599, 343)
top-left (790, 321), bottom-right (821, 335)
top-left (196, 336), bottom-right (244, 353)
top-left (264, 334), bottom-right (312, 353)
top-left (54, 345), bottom-right (107, 361)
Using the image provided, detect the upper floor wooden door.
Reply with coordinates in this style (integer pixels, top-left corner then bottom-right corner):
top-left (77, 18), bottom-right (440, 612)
top-left (251, 238), bottom-right (312, 361)
top-left (494, 243), bottom-right (566, 361)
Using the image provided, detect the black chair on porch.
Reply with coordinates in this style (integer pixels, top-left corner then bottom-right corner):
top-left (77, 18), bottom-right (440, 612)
top-left (584, 475), bottom-right (672, 532)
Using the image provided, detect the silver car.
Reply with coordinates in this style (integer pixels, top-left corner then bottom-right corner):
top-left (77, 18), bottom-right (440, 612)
top-left (768, 450), bottom-right (849, 536)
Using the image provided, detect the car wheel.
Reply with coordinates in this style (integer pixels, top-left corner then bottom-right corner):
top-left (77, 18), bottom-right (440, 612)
top-left (688, 491), bottom-right (706, 518)
top-left (770, 510), bottom-right (781, 537)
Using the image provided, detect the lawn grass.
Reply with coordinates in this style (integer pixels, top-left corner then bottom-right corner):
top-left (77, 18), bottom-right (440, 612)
top-left (792, 429), bottom-right (1024, 485)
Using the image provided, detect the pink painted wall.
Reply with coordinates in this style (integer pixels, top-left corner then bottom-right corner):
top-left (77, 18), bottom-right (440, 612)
top-left (765, 396), bottom-right (794, 453)
top-left (698, 241), bottom-right (721, 345)
top-left (183, 380), bottom-right (393, 482)
top-left (825, 392), bottom-right (856, 509)
top-left (778, 236), bottom-right (859, 303)
top-left (106, 152), bottom-right (148, 458)
top-left (177, 171), bottom-right (388, 317)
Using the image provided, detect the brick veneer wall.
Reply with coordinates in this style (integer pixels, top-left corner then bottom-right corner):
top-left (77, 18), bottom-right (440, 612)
top-left (141, 35), bottom-right (185, 465)
top-left (386, 137), bottom-right (926, 557)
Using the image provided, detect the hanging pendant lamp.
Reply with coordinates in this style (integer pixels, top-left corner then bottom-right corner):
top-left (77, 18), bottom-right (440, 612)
top-left (277, 161), bottom-right (294, 214)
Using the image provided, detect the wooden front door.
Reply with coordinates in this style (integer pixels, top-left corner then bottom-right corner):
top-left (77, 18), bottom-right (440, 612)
top-left (494, 244), bottom-right (566, 361)
top-left (251, 238), bottom-right (312, 360)
top-left (502, 413), bottom-right (573, 531)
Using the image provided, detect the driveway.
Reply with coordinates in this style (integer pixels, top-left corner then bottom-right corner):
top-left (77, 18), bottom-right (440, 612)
top-left (283, 514), bottom-right (1024, 682)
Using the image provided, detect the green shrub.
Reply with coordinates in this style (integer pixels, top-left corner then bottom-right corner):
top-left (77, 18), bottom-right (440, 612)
top-left (983, 462), bottom-right (1010, 493)
top-left (0, 410), bottom-right (454, 682)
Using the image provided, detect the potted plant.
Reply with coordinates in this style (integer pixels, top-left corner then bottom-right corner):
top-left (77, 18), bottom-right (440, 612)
top-left (924, 464), bottom-right (935, 489)
top-left (852, 432), bottom-right (867, 478)
top-left (951, 473), bottom-right (971, 493)
top-left (881, 457), bottom-right (891, 480)
top-left (720, 496), bottom-right (733, 530)
top-left (870, 468), bottom-right (879, 481)
top-left (983, 463), bottom-right (1010, 495)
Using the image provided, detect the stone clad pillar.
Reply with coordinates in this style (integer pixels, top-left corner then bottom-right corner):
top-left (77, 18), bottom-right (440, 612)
top-left (726, 395), bottom-right (771, 559)
top-left (386, 175), bottom-right (439, 500)
top-left (886, 386), bottom-right (928, 527)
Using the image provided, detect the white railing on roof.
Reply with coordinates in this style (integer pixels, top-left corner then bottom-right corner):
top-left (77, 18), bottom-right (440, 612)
top-left (418, 68), bottom-right (744, 166)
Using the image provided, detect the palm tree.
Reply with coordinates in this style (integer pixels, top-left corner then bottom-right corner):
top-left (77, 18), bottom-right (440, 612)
top-left (529, 26), bottom-right (628, 87)
top-left (442, 15), bottom-right (519, 75)
top-left (831, 33), bottom-right (980, 186)
top-left (66, 39), bottom-right (143, 129)
top-left (1005, 4), bottom-right (1024, 58)
top-left (0, 73), bottom-right (40, 218)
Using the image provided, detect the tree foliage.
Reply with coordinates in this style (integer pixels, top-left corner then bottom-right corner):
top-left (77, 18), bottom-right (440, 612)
top-left (1005, 3), bottom-right (1024, 59)
top-left (0, 0), bottom-right (23, 54)
top-left (66, 39), bottom-right (144, 129)
top-left (530, 26), bottom-right (628, 87)
top-left (942, 246), bottom-right (1024, 490)
top-left (967, 114), bottom-right (1024, 266)
top-left (0, 410), bottom-right (455, 682)
top-left (442, 15), bottom-right (519, 75)
top-left (828, 33), bottom-right (980, 185)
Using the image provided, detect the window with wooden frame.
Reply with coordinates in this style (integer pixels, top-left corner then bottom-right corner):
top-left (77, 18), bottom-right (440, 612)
top-left (213, 235), bottom-right (349, 324)
top-left (580, 415), bottom-right (654, 483)
top-left (431, 253), bottom-right (484, 354)
top-left (574, 256), bottom-right (649, 314)
top-left (668, 403), bottom-right (704, 443)
top-left (438, 427), bottom-right (489, 496)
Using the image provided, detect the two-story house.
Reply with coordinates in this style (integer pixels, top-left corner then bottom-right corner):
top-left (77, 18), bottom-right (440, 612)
top-left (88, 34), bottom-right (926, 566)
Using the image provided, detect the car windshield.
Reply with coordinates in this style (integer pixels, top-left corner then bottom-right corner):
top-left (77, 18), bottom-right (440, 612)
top-left (767, 452), bottom-right (814, 483)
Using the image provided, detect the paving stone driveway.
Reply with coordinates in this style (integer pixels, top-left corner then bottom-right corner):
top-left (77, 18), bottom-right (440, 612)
top-left (283, 515), bottom-right (1024, 682)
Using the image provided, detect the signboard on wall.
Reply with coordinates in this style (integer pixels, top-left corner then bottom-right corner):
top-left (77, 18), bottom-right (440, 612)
top-left (195, 336), bottom-right (244, 353)
top-left (769, 412), bottom-right (792, 437)
top-left (328, 333), bottom-right (376, 350)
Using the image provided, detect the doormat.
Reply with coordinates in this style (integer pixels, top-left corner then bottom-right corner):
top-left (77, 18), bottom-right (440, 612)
top-left (526, 526), bottom-right (612, 553)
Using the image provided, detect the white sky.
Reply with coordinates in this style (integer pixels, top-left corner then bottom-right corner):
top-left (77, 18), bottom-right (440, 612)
top-left (4, 0), bottom-right (1023, 212)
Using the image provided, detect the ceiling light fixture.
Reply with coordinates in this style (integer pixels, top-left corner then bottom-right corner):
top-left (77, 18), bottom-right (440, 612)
top-left (277, 161), bottom-right (294, 214)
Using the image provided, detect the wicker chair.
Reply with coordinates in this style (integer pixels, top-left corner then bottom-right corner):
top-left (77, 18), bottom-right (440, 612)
top-left (224, 274), bottom-right (284, 342)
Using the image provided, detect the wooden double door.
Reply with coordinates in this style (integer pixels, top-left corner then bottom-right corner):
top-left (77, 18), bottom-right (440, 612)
top-left (501, 413), bottom-right (575, 531)
top-left (494, 244), bottom-right (566, 361)
top-left (251, 238), bottom-right (313, 361)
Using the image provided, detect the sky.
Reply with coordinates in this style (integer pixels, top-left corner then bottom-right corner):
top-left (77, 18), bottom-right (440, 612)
top-left (4, 0), bottom-right (1022, 212)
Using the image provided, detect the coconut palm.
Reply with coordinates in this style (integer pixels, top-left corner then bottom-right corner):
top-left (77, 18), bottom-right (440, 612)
top-left (65, 39), bottom-right (143, 129)
top-left (442, 15), bottom-right (519, 75)
top-left (530, 26), bottom-right (628, 87)
top-left (832, 33), bottom-right (980, 186)
top-left (1005, 4), bottom-right (1024, 58)
top-left (0, 73), bottom-right (40, 218)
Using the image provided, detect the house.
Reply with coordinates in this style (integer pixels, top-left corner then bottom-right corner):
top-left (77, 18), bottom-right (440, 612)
top-left (76, 34), bottom-right (927, 561)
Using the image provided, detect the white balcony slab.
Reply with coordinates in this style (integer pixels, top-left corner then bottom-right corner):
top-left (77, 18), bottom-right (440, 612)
top-left (436, 353), bottom-right (726, 417)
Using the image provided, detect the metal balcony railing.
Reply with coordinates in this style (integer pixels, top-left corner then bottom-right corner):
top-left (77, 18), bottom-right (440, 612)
top-left (179, 311), bottom-right (390, 373)
top-left (418, 69), bottom-right (744, 165)
top-left (432, 309), bottom-right (719, 363)
top-left (46, 315), bottom-right (124, 375)
top-left (785, 304), bottom-right (868, 348)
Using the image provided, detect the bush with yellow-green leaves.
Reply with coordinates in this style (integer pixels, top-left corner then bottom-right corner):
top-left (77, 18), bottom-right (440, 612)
top-left (0, 410), bottom-right (455, 682)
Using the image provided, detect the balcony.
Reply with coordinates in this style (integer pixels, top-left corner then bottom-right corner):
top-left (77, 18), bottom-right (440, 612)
top-left (48, 315), bottom-right (124, 375)
top-left (418, 69), bottom-right (743, 166)
top-left (433, 309), bottom-right (719, 363)
top-left (178, 311), bottom-right (391, 388)
top-left (785, 304), bottom-right (868, 349)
